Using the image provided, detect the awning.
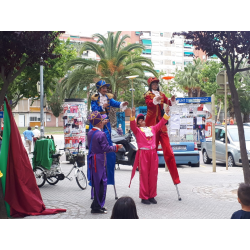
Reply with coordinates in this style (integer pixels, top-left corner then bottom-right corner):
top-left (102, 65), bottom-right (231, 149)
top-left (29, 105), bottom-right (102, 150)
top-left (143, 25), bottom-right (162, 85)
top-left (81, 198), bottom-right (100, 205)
top-left (156, 70), bottom-right (160, 73)
top-left (135, 31), bottom-right (140, 35)
top-left (184, 52), bottom-right (194, 55)
top-left (184, 43), bottom-right (192, 48)
top-left (143, 49), bottom-right (151, 54)
top-left (210, 54), bottom-right (218, 58)
top-left (142, 39), bottom-right (152, 46)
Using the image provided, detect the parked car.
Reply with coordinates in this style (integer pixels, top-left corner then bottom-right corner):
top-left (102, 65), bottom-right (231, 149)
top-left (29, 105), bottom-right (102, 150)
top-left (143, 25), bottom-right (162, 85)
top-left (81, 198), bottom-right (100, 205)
top-left (127, 131), bottom-right (200, 167)
top-left (243, 123), bottom-right (250, 127)
top-left (157, 141), bottom-right (200, 167)
top-left (201, 125), bottom-right (250, 167)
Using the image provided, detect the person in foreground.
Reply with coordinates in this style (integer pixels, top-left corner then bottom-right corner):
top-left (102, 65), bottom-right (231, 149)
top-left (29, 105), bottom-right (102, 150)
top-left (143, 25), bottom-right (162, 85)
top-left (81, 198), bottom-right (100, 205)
top-left (110, 196), bottom-right (139, 219)
top-left (128, 106), bottom-right (170, 205)
top-left (87, 111), bottom-right (122, 214)
top-left (231, 183), bottom-right (250, 219)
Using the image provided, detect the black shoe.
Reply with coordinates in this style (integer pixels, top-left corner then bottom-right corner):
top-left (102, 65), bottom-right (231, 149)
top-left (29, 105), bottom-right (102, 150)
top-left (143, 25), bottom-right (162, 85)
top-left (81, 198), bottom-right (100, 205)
top-left (91, 209), bottom-right (107, 214)
top-left (101, 207), bottom-right (107, 211)
top-left (141, 199), bottom-right (151, 205)
top-left (148, 198), bottom-right (157, 204)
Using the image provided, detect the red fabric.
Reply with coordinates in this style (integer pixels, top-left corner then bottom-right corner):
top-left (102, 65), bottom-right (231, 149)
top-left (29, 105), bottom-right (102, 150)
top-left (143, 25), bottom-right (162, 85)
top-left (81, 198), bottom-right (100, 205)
top-left (156, 130), bottom-right (180, 185)
top-left (129, 149), bottom-right (159, 199)
top-left (145, 91), bottom-right (172, 133)
top-left (4, 98), bottom-right (66, 218)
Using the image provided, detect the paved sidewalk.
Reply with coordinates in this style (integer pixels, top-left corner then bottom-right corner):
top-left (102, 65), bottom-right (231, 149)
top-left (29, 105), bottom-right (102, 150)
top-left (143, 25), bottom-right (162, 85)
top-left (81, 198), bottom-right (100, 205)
top-left (24, 157), bottom-right (244, 219)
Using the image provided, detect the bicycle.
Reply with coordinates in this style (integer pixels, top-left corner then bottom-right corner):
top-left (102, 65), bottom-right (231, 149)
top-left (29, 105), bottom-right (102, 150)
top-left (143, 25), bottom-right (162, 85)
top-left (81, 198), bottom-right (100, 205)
top-left (33, 149), bottom-right (87, 190)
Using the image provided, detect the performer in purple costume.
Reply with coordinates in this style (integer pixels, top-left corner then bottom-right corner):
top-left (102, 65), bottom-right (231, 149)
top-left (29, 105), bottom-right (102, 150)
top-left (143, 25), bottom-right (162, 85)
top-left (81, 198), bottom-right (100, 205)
top-left (88, 111), bottom-right (122, 214)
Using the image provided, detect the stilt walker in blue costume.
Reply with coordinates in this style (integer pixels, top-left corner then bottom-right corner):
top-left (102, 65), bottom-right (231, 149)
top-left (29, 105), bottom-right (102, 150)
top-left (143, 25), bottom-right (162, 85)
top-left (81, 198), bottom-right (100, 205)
top-left (89, 80), bottom-right (128, 198)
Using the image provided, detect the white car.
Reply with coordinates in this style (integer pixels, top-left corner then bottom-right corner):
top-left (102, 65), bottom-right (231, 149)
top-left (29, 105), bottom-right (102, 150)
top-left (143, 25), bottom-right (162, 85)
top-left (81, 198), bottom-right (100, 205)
top-left (201, 125), bottom-right (250, 167)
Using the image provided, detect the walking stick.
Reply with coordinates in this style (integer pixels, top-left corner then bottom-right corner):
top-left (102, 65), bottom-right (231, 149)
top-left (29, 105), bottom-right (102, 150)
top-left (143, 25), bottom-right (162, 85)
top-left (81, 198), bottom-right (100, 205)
top-left (175, 184), bottom-right (181, 201)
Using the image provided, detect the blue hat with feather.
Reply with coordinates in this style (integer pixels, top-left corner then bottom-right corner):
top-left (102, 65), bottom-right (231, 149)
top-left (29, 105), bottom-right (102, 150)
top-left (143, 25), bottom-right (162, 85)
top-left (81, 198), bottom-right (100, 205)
top-left (96, 80), bottom-right (110, 90)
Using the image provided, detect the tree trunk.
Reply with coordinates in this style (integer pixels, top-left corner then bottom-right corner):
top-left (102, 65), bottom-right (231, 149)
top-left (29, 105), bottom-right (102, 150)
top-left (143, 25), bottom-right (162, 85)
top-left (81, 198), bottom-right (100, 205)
top-left (56, 117), bottom-right (58, 127)
top-left (217, 100), bottom-right (222, 121)
top-left (243, 112), bottom-right (250, 123)
top-left (0, 179), bottom-right (8, 219)
top-left (228, 100), bottom-right (235, 119)
top-left (197, 88), bottom-right (201, 97)
top-left (228, 71), bottom-right (250, 184)
top-left (108, 92), bottom-right (118, 129)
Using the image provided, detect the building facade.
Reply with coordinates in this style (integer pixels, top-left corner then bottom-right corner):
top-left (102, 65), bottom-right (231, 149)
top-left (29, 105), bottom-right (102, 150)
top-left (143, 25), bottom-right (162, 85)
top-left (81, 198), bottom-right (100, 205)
top-left (12, 98), bottom-right (64, 128)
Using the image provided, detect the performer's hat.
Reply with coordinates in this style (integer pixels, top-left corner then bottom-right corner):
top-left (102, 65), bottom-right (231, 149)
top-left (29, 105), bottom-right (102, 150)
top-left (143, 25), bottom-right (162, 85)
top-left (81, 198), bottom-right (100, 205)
top-left (136, 113), bottom-right (145, 123)
top-left (147, 77), bottom-right (159, 86)
top-left (96, 80), bottom-right (110, 90)
top-left (88, 111), bottom-right (107, 126)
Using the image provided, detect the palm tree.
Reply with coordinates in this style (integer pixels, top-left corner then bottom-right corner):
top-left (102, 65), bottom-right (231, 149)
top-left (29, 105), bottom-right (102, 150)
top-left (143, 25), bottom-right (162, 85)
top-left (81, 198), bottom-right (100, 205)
top-left (65, 31), bottom-right (158, 127)
top-left (174, 58), bottom-right (204, 97)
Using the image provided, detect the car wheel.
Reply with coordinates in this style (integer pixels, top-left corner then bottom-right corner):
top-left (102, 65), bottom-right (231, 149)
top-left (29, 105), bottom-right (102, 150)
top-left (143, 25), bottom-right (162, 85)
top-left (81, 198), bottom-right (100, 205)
top-left (191, 162), bottom-right (200, 167)
top-left (203, 150), bottom-right (212, 164)
top-left (228, 153), bottom-right (235, 167)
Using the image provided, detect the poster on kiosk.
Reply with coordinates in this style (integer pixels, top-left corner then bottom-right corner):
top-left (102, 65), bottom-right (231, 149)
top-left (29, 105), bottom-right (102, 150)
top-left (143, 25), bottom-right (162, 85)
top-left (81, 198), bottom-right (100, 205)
top-left (63, 99), bottom-right (87, 159)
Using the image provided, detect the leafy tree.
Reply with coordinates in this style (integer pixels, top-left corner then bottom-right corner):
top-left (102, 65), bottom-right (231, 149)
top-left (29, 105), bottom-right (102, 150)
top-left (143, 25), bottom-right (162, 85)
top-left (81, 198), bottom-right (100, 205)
top-left (174, 58), bottom-right (204, 97)
top-left (1, 38), bottom-right (77, 109)
top-left (0, 31), bottom-right (64, 106)
top-left (65, 31), bottom-right (158, 128)
top-left (173, 31), bottom-right (250, 184)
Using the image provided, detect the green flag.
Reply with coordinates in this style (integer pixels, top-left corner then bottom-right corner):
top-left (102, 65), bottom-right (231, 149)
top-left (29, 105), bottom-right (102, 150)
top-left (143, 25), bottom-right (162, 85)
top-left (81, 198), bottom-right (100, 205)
top-left (0, 101), bottom-right (11, 217)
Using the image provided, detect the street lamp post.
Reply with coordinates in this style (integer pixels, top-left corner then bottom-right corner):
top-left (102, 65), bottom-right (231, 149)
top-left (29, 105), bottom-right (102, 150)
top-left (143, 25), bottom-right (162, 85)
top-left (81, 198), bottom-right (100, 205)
top-left (126, 75), bottom-right (139, 108)
top-left (40, 57), bottom-right (44, 137)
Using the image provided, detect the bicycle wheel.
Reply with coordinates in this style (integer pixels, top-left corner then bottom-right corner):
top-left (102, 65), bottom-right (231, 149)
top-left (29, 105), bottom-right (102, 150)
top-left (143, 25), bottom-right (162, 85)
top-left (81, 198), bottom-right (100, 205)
top-left (46, 177), bottom-right (59, 185)
top-left (33, 167), bottom-right (46, 187)
top-left (75, 169), bottom-right (87, 190)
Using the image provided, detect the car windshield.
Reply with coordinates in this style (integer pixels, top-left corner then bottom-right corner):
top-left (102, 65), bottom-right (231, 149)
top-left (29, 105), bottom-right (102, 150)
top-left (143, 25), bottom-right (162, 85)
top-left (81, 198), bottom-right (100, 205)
top-left (228, 128), bottom-right (250, 141)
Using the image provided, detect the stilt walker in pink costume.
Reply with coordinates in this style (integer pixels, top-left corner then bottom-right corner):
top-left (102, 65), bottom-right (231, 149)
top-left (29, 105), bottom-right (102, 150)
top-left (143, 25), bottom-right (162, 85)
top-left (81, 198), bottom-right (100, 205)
top-left (128, 107), bottom-right (170, 205)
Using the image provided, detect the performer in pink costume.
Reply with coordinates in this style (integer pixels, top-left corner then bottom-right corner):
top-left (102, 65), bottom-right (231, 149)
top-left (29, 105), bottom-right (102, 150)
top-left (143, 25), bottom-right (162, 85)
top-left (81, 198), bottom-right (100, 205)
top-left (128, 107), bottom-right (170, 205)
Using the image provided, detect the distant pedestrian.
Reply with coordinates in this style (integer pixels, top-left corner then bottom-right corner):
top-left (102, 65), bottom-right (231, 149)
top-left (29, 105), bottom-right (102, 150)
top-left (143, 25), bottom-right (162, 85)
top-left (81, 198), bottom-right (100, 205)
top-left (33, 125), bottom-right (40, 145)
top-left (216, 119), bottom-right (221, 125)
top-left (110, 196), bottom-right (139, 219)
top-left (116, 124), bottom-right (123, 136)
top-left (230, 117), bottom-right (234, 125)
top-left (231, 183), bottom-right (250, 219)
top-left (222, 119), bottom-right (225, 125)
top-left (23, 126), bottom-right (34, 154)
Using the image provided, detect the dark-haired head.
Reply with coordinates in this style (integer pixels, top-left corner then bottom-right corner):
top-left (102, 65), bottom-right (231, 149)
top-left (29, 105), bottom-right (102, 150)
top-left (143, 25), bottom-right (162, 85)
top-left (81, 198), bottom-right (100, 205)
top-left (149, 82), bottom-right (160, 92)
top-left (28, 126), bottom-right (31, 130)
top-left (238, 183), bottom-right (250, 206)
top-left (110, 196), bottom-right (139, 219)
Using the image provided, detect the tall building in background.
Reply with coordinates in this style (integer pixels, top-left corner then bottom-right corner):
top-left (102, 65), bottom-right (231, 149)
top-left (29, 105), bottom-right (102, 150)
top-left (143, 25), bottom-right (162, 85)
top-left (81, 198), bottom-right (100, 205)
top-left (134, 31), bottom-right (194, 76)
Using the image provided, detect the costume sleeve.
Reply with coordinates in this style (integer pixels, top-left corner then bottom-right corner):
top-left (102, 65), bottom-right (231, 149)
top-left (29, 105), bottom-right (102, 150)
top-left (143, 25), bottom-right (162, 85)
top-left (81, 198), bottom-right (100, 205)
top-left (152, 113), bottom-right (170, 133)
top-left (145, 94), bottom-right (155, 108)
top-left (91, 100), bottom-right (103, 112)
top-left (109, 98), bottom-right (121, 108)
top-left (130, 116), bottom-right (139, 136)
top-left (99, 133), bottom-right (118, 153)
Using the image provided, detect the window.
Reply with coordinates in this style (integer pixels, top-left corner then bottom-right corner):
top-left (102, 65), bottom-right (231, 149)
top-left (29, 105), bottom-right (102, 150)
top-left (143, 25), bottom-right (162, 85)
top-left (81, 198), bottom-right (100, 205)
top-left (30, 117), bottom-right (40, 121)
top-left (47, 114), bottom-right (51, 122)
